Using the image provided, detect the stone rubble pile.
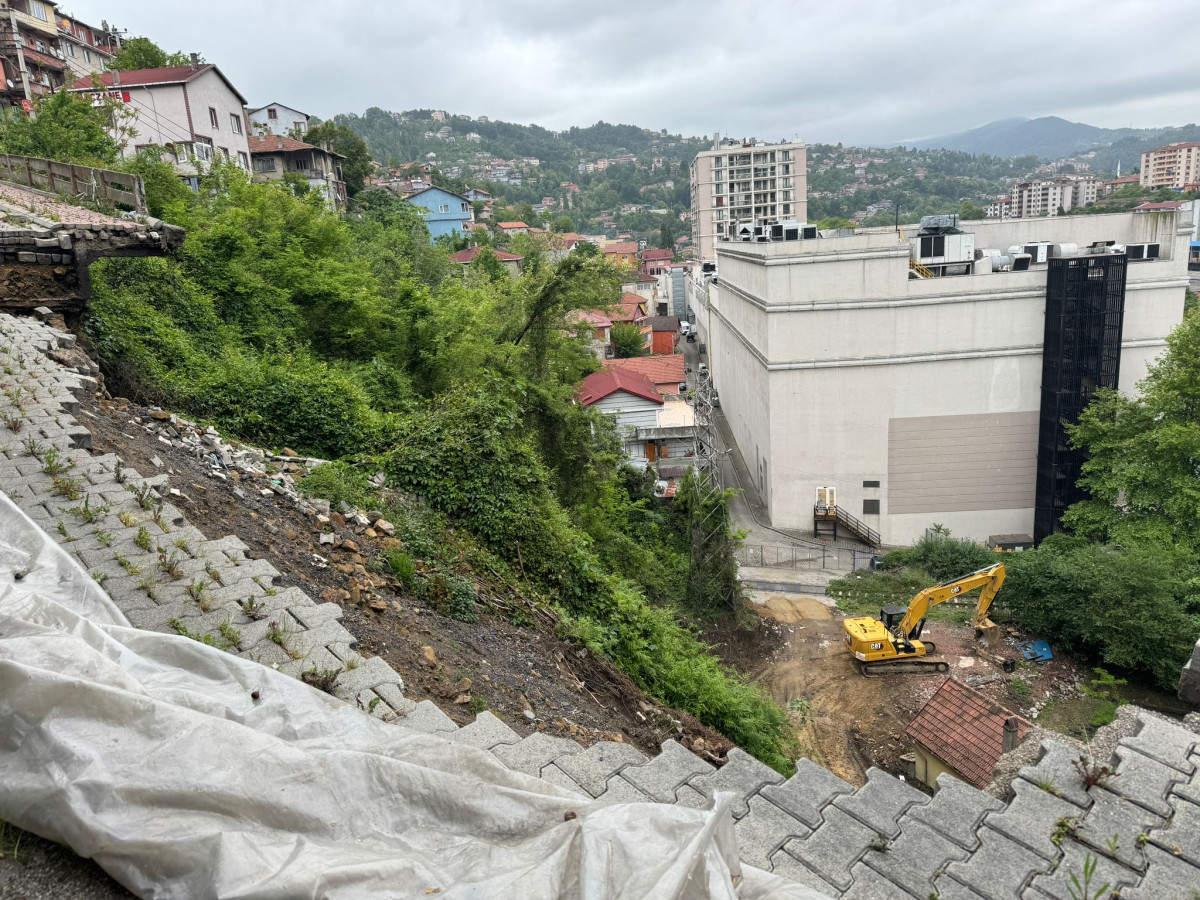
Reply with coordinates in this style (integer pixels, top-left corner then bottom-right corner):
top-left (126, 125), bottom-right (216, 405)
top-left (3, 310), bottom-right (1200, 900)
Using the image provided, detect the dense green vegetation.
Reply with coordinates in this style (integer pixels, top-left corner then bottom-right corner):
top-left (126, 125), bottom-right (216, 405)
top-left (0, 91), bottom-right (794, 770)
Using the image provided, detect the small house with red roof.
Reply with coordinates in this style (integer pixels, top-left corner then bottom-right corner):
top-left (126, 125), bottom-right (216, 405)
top-left (644, 315), bottom-right (681, 355)
top-left (577, 368), bottom-right (665, 465)
top-left (603, 354), bottom-right (686, 395)
top-left (69, 64), bottom-right (250, 184)
top-left (449, 245), bottom-right (524, 278)
top-left (906, 678), bottom-right (1030, 790)
top-left (247, 135), bottom-right (347, 210)
top-left (568, 309), bottom-right (614, 358)
top-left (498, 221), bottom-right (529, 235)
top-left (641, 248), bottom-right (674, 276)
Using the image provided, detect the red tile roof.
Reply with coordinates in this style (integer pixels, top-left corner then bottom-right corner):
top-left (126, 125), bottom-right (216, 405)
top-left (497, 221), bottom-right (528, 229)
top-left (246, 134), bottom-right (345, 158)
top-left (577, 368), bottom-right (663, 406)
top-left (906, 678), bottom-right (1030, 788)
top-left (69, 64), bottom-right (247, 104)
top-left (569, 309), bottom-right (613, 328)
top-left (448, 246), bottom-right (523, 263)
top-left (603, 354), bottom-right (686, 389)
top-left (605, 241), bottom-right (639, 255)
top-left (1134, 201), bottom-right (1184, 211)
top-left (610, 293), bottom-right (647, 323)
top-left (641, 248), bottom-right (673, 261)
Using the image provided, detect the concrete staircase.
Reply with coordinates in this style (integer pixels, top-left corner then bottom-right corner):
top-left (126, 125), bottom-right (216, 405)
top-left (3, 311), bottom-right (1200, 899)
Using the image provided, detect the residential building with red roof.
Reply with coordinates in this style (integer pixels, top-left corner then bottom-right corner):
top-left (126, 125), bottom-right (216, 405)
top-left (604, 241), bottom-right (640, 267)
top-left (69, 64), bottom-right (251, 184)
top-left (611, 292), bottom-right (648, 325)
top-left (497, 221), bottom-right (529, 234)
top-left (449, 245), bottom-right (524, 278)
top-left (644, 315), bottom-right (681, 355)
top-left (577, 368), bottom-right (665, 466)
top-left (603, 354), bottom-right (686, 394)
top-left (57, 11), bottom-right (118, 85)
top-left (906, 678), bottom-right (1030, 789)
top-left (248, 134), bottom-right (346, 210)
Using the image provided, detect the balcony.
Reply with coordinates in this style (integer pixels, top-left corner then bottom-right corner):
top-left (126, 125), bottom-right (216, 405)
top-left (11, 9), bottom-right (58, 37)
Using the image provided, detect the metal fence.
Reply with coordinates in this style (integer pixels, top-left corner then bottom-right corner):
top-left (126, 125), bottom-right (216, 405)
top-left (735, 542), bottom-right (881, 574)
top-left (0, 153), bottom-right (146, 214)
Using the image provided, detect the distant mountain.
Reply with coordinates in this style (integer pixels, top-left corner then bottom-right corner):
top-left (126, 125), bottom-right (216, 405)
top-left (909, 116), bottom-right (1139, 160)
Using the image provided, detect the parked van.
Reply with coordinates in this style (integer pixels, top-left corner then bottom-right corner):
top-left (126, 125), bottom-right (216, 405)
top-left (698, 362), bottom-right (709, 378)
top-left (680, 321), bottom-right (692, 336)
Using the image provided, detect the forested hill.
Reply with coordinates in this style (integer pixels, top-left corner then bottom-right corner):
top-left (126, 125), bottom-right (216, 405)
top-left (331, 107), bottom-right (707, 173)
top-left (912, 115), bottom-right (1200, 170)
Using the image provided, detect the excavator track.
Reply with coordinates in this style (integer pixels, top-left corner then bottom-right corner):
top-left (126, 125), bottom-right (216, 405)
top-left (858, 643), bottom-right (950, 677)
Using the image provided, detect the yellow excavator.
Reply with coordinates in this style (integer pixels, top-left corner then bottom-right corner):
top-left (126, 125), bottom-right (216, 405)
top-left (843, 563), bottom-right (1006, 676)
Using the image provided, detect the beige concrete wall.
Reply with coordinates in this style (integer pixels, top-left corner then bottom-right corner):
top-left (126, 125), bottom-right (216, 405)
top-left (709, 210), bottom-right (1192, 546)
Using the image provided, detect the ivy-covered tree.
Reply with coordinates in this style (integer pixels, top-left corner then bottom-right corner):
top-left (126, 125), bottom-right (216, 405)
top-left (304, 122), bottom-right (371, 196)
top-left (110, 37), bottom-right (197, 70)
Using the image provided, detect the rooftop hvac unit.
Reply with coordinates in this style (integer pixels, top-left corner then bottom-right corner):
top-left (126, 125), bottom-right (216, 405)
top-left (918, 214), bottom-right (960, 233)
top-left (1010, 242), bottom-right (1053, 264)
top-left (1011, 253), bottom-right (1032, 271)
top-left (731, 223), bottom-right (755, 242)
top-left (701, 261), bottom-right (716, 273)
top-left (1125, 243), bottom-right (1160, 260)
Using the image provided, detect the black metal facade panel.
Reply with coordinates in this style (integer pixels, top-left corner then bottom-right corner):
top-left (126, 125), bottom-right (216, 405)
top-left (1033, 255), bottom-right (1127, 542)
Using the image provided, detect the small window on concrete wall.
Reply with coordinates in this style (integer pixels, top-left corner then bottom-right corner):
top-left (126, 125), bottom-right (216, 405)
top-left (863, 480), bottom-right (880, 488)
top-left (863, 499), bottom-right (880, 515)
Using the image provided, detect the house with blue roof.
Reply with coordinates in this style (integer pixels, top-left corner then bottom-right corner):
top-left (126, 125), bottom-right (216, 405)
top-left (406, 186), bottom-right (474, 242)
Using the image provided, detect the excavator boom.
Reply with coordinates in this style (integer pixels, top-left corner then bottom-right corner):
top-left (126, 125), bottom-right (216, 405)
top-left (843, 562), bottom-right (1007, 675)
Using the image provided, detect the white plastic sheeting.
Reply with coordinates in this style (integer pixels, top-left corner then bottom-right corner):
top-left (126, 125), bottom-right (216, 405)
top-left (0, 492), bottom-right (825, 899)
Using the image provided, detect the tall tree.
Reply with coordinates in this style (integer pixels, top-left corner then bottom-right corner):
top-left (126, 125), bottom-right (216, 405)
top-left (610, 322), bottom-right (646, 358)
top-left (0, 90), bottom-right (121, 163)
top-left (110, 37), bottom-right (196, 70)
top-left (304, 122), bottom-right (371, 196)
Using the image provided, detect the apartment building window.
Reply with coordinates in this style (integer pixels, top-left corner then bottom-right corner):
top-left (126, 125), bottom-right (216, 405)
top-left (461, 203), bottom-right (469, 213)
top-left (713, 156), bottom-right (722, 167)
top-left (29, 0), bottom-right (48, 21)
top-left (781, 204), bottom-right (791, 215)
top-left (781, 150), bottom-right (791, 161)
top-left (193, 142), bottom-right (214, 162)
top-left (293, 121), bottom-right (306, 133)
top-left (230, 113), bottom-right (243, 135)
top-left (64, 43), bottom-right (75, 57)
top-left (237, 151), bottom-right (249, 170)
top-left (438, 204), bottom-right (450, 213)
top-left (267, 107), bottom-right (278, 120)
top-left (208, 107), bottom-right (219, 129)
top-left (83, 49), bottom-right (92, 63)
top-left (254, 157), bottom-right (276, 173)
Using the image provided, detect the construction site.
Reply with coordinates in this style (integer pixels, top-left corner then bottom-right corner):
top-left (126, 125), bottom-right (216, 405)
top-left (1, 155), bottom-right (1199, 900)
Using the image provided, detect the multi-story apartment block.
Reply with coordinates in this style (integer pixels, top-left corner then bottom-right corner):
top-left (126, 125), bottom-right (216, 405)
top-left (690, 209), bottom-right (1191, 547)
top-left (689, 137), bottom-right (807, 262)
top-left (1, 0), bottom-right (68, 105)
top-left (984, 197), bottom-right (1012, 219)
top-left (1010, 175), bottom-right (1098, 218)
top-left (69, 64), bottom-right (252, 185)
top-left (57, 12), bottom-right (118, 83)
top-left (247, 134), bottom-right (346, 210)
top-left (1140, 142), bottom-right (1200, 191)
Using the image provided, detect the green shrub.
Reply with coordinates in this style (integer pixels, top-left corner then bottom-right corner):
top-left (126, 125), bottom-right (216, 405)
top-left (883, 534), bottom-right (996, 581)
top-left (297, 460), bottom-right (376, 510)
top-left (384, 549), bottom-right (417, 588)
top-left (1008, 676), bottom-right (1031, 701)
top-left (417, 573), bottom-right (478, 623)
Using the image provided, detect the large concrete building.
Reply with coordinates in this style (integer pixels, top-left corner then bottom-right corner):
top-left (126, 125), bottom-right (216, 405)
top-left (689, 137), bottom-right (807, 263)
top-left (691, 209), bottom-right (1191, 547)
top-left (1140, 141), bottom-right (1200, 190)
top-left (1010, 175), bottom-right (1098, 218)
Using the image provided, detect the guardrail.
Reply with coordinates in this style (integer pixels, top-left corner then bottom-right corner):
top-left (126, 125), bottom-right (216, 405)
top-left (736, 542), bottom-right (881, 574)
top-left (0, 153), bottom-right (146, 214)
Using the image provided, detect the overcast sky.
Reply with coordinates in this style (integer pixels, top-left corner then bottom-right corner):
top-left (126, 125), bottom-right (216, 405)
top-left (69, 0), bottom-right (1199, 146)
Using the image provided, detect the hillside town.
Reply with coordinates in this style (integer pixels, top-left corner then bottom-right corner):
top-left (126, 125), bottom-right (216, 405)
top-left (0, 1), bottom-right (1199, 898)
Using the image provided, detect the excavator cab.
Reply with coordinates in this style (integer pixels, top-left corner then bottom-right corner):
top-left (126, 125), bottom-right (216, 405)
top-left (879, 605), bottom-right (907, 630)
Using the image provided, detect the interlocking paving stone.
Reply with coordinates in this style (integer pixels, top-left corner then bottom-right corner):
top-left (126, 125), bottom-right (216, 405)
top-left (832, 766), bottom-right (929, 839)
top-left (1073, 785), bottom-right (1165, 870)
top-left (735, 796), bottom-right (813, 871)
top-left (621, 739), bottom-right (714, 802)
top-left (927, 874), bottom-right (990, 900)
top-left (537, 763), bottom-right (590, 797)
top-left (593, 775), bottom-right (651, 804)
top-left (1122, 714), bottom-right (1198, 775)
top-left (906, 775), bottom-right (1004, 852)
top-left (552, 740), bottom-right (649, 798)
top-left (398, 699), bottom-right (458, 735)
top-left (761, 757), bottom-right (855, 829)
top-left (944, 826), bottom-right (1052, 900)
top-left (983, 777), bottom-right (1081, 860)
top-left (1150, 793), bottom-right (1200, 867)
top-left (1120, 844), bottom-right (1200, 900)
top-left (371, 681), bottom-right (415, 716)
top-left (333, 656), bottom-right (402, 699)
top-left (445, 710), bottom-right (521, 750)
top-left (783, 806), bottom-right (878, 891)
top-left (860, 814), bottom-right (968, 898)
top-left (490, 732), bottom-right (581, 777)
top-left (842, 861), bottom-right (921, 900)
top-left (1018, 740), bottom-right (1094, 809)
top-left (764, 851), bottom-right (839, 897)
top-left (689, 747), bottom-right (784, 820)
top-left (1027, 839), bottom-right (1141, 900)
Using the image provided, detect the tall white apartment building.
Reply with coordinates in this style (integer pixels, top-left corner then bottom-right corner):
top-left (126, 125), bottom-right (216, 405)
top-left (1010, 175), bottom-right (1098, 217)
top-left (1140, 142), bottom-right (1200, 190)
top-left (689, 209), bottom-right (1191, 547)
top-left (690, 137), bottom-right (807, 263)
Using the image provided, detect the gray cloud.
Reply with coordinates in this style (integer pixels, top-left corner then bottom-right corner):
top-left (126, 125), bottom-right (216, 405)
top-left (71, 0), bottom-right (1200, 145)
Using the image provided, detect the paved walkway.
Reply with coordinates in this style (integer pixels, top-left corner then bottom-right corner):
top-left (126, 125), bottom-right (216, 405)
top-left (3, 311), bottom-right (1200, 899)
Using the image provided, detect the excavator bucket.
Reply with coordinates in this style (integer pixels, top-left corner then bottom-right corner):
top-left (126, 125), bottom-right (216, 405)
top-left (976, 618), bottom-right (1000, 649)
